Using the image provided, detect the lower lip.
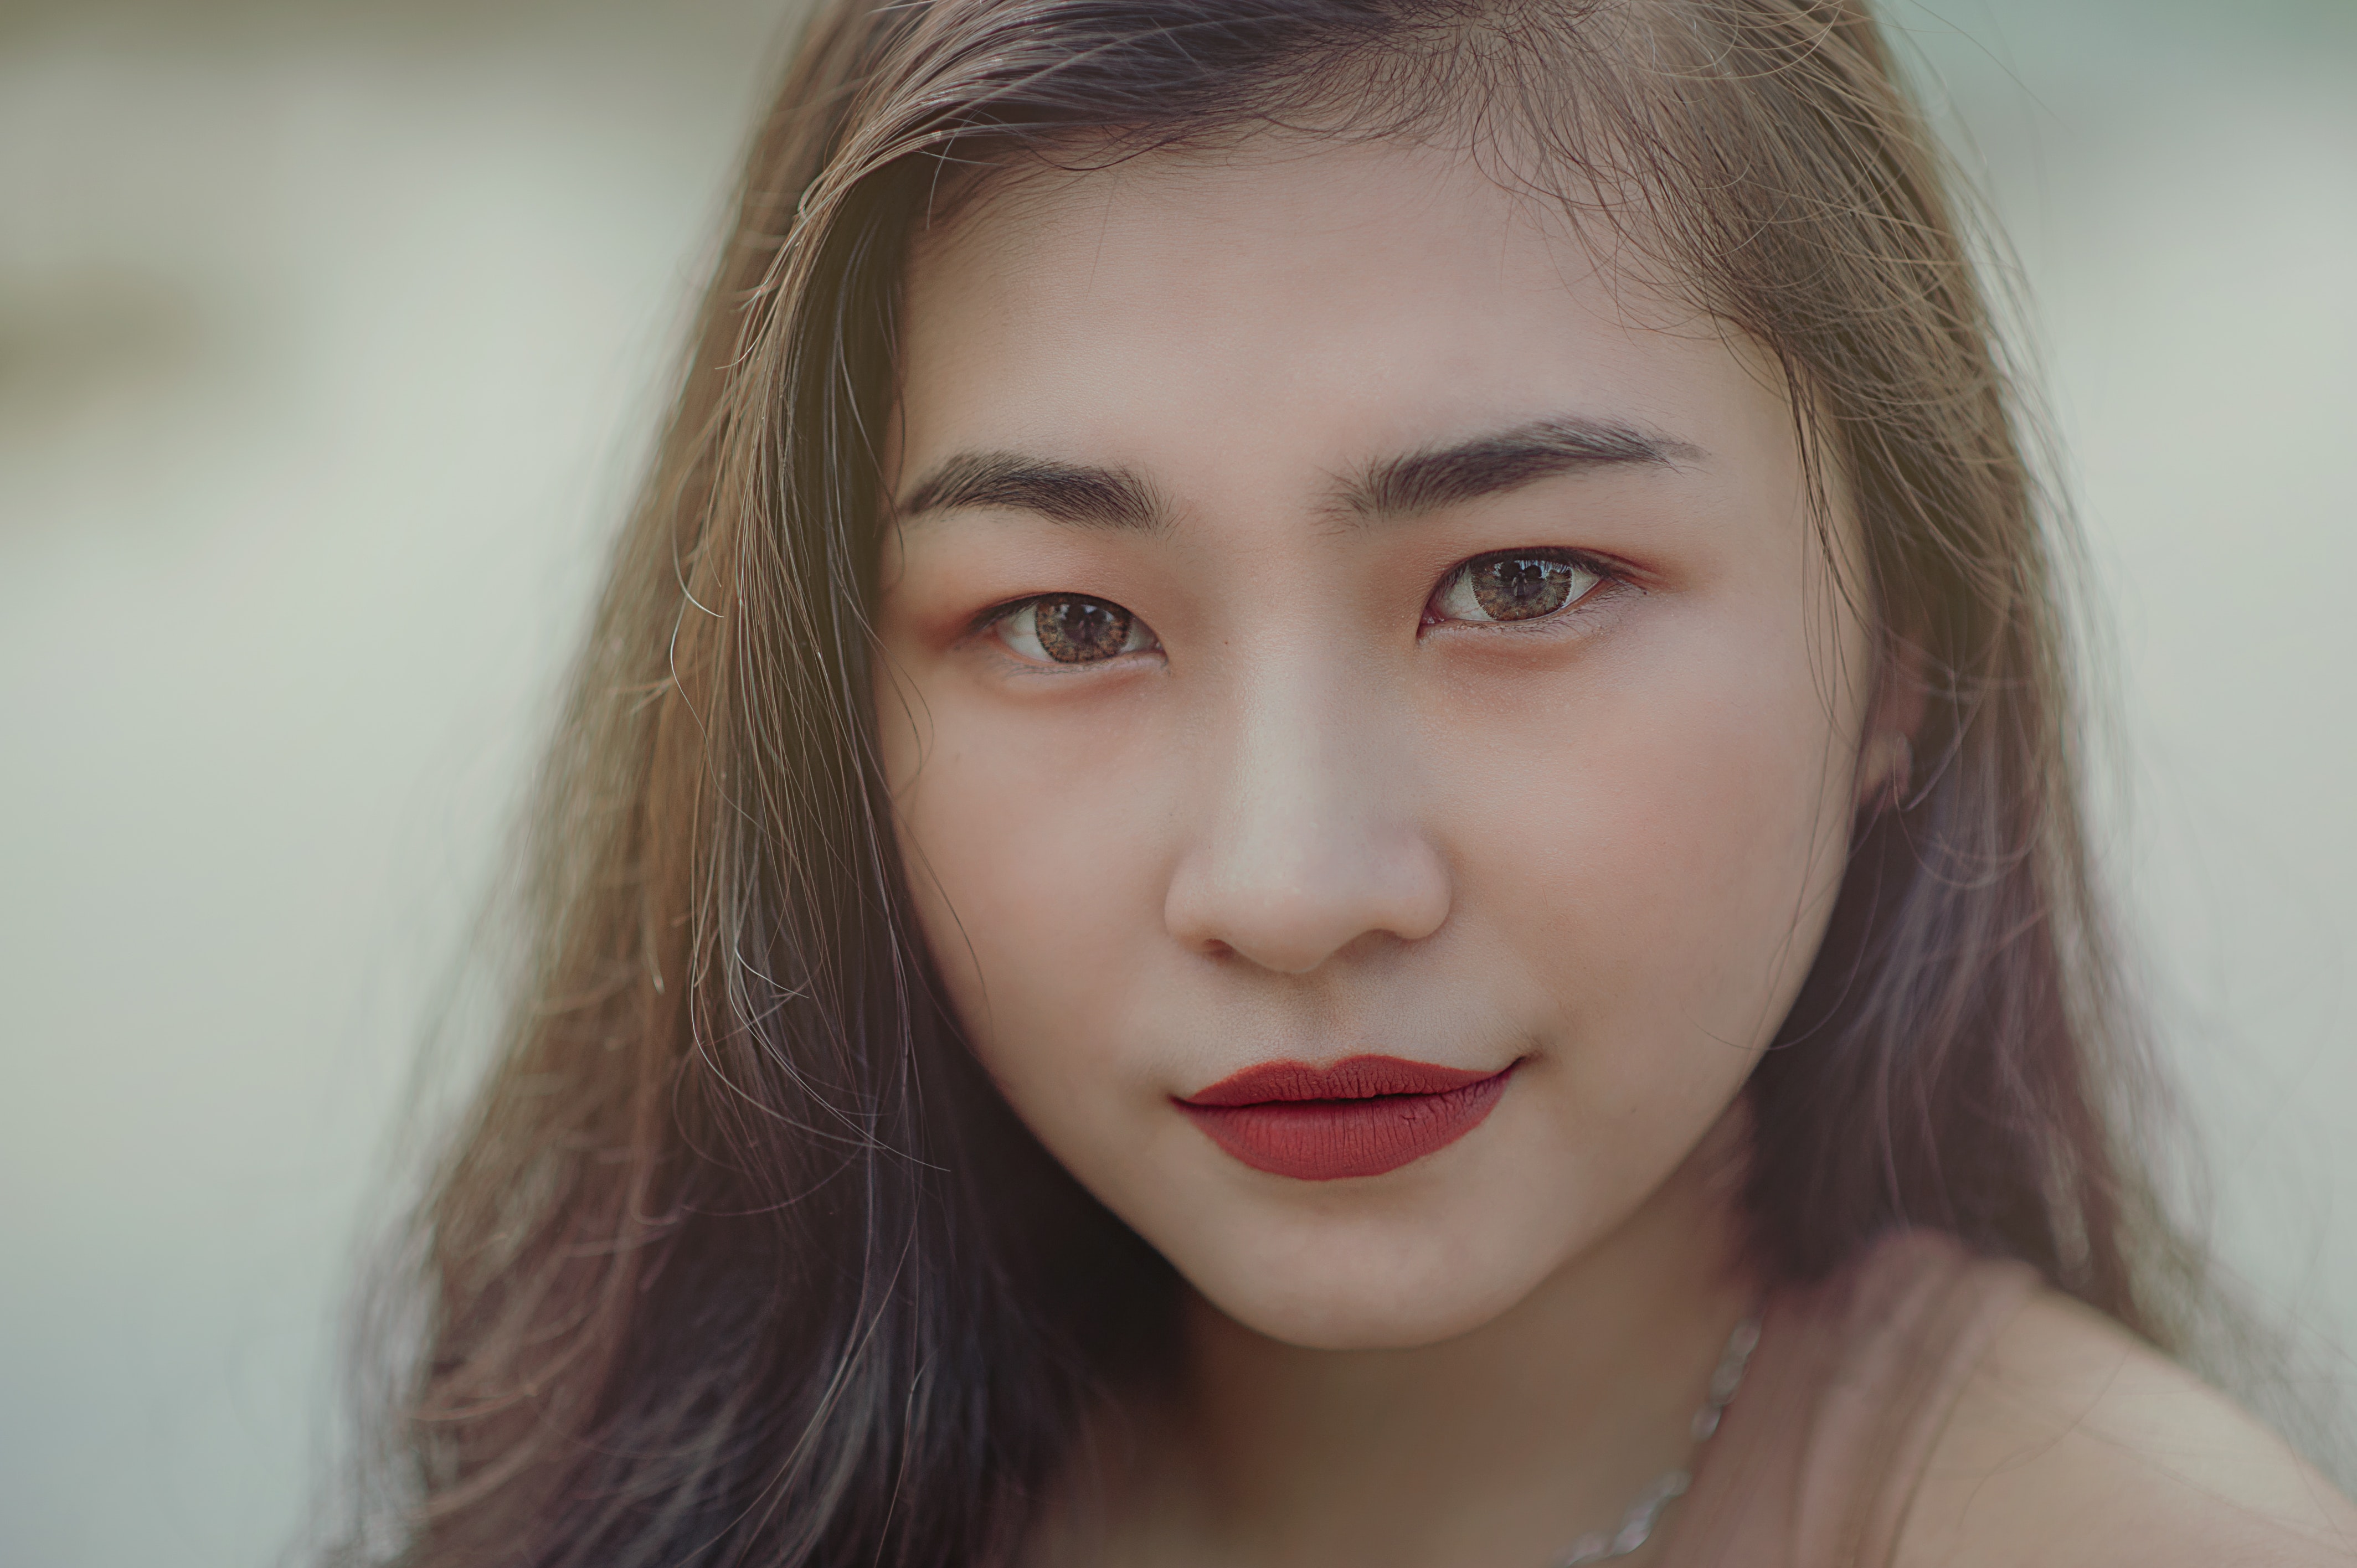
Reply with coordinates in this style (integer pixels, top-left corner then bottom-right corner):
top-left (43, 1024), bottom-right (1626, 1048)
top-left (1176, 1056), bottom-right (1515, 1182)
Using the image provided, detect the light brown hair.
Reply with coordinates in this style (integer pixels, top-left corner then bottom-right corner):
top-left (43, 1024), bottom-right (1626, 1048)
top-left (337, 3), bottom-right (2215, 1562)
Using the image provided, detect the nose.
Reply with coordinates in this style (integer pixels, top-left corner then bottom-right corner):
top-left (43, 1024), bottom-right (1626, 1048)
top-left (1162, 663), bottom-right (1451, 975)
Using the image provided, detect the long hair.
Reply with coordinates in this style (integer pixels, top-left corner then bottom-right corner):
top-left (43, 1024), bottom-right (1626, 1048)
top-left (337, 2), bottom-right (2209, 1563)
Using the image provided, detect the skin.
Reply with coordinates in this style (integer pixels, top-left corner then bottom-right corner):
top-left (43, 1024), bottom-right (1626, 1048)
top-left (871, 137), bottom-right (2355, 1565)
top-left (1905, 1293), bottom-right (2357, 1566)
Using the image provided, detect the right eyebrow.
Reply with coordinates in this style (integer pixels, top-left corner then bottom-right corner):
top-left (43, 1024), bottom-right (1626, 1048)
top-left (894, 451), bottom-right (1166, 533)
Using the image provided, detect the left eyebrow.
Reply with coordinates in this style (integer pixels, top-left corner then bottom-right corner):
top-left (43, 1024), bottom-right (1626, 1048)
top-left (1340, 416), bottom-right (1705, 523)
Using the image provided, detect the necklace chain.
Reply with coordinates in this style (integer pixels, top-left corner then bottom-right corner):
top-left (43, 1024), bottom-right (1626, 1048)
top-left (1551, 1312), bottom-right (1762, 1567)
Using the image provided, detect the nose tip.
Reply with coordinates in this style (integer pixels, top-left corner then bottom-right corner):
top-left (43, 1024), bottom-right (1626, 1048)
top-left (1163, 658), bottom-right (1452, 976)
top-left (1164, 830), bottom-right (1451, 976)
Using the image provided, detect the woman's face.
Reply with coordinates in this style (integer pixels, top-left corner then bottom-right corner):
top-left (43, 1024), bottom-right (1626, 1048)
top-left (875, 138), bottom-right (1877, 1351)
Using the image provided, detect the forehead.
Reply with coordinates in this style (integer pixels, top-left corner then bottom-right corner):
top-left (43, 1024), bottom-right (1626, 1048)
top-left (893, 136), bottom-right (1789, 502)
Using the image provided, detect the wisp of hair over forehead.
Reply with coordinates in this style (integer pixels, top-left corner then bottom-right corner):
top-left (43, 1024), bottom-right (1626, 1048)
top-left (325, 4), bottom-right (2226, 1566)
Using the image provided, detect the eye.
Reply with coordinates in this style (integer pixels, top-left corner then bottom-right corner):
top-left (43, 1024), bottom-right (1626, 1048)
top-left (1429, 550), bottom-right (1604, 625)
top-left (990, 594), bottom-right (1160, 664)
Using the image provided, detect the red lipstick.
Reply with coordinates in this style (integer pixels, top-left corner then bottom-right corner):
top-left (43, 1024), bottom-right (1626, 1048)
top-left (1176, 1055), bottom-right (1514, 1181)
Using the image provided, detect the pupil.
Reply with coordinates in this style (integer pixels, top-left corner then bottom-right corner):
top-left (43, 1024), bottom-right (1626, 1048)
top-left (1473, 556), bottom-right (1572, 621)
top-left (1035, 597), bottom-right (1131, 663)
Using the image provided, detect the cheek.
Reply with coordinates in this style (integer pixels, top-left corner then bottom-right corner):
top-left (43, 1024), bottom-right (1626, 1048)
top-left (1439, 599), bottom-right (1857, 1068)
top-left (882, 679), bottom-right (1174, 1087)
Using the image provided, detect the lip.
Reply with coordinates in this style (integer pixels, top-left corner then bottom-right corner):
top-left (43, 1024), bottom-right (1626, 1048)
top-left (1175, 1054), bottom-right (1516, 1182)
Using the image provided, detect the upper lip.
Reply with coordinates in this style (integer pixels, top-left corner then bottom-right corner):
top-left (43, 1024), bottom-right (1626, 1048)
top-left (1179, 1054), bottom-right (1506, 1106)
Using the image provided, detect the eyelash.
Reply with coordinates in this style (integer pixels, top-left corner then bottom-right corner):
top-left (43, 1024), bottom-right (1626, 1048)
top-left (968, 593), bottom-right (1162, 669)
top-left (966, 547), bottom-right (1632, 661)
top-left (966, 595), bottom-right (1044, 640)
top-left (1421, 548), bottom-right (1629, 630)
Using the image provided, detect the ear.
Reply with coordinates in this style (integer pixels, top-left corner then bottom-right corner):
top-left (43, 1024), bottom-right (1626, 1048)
top-left (1856, 628), bottom-right (1929, 813)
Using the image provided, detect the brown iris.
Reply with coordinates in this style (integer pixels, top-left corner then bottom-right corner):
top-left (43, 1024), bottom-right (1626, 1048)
top-left (1467, 553), bottom-right (1583, 620)
top-left (1034, 596), bottom-right (1135, 662)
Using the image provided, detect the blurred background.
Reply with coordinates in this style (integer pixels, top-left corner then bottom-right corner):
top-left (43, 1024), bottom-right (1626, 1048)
top-left (1, 1), bottom-right (2351, 1562)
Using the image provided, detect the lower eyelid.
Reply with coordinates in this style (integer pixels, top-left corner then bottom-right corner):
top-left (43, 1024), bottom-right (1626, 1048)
top-left (972, 597), bottom-right (1162, 669)
top-left (991, 649), bottom-right (1162, 678)
top-left (1428, 573), bottom-right (1628, 631)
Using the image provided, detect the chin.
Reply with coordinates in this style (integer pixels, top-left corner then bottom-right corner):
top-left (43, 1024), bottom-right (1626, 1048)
top-left (1175, 1209), bottom-right (1569, 1351)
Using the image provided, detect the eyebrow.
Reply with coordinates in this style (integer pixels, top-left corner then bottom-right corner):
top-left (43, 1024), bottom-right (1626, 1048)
top-left (1341, 416), bottom-right (1704, 523)
top-left (892, 415), bottom-right (1703, 533)
top-left (895, 451), bottom-right (1166, 532)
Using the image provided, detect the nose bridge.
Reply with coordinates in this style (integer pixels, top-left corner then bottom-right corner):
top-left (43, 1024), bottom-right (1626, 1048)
top-left (1165, 644), bottom-right (1449, 974)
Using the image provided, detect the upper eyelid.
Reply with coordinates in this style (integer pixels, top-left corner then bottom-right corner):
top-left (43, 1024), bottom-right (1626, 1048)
top-left (970, 594), bottom-right (1160, 668)
top-left (964, 596), bottom-right (1031, 637)
top-left (1433, 546), bottom-right (1628, 595)
top-left (1428, 548), bottom-right (1629, 626)
top-left (965, 591), bottom-right (1069, 639)
top-left (1449, 545), bottom-right (1619, 574)
top-left (964, 589), bottom-right (1153, 628)
top-left (965, 552), bottom-right (1627, 640)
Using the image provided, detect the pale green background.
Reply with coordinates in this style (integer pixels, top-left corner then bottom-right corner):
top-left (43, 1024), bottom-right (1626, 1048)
top-left (2, 2), bottom-right (2352, 1563)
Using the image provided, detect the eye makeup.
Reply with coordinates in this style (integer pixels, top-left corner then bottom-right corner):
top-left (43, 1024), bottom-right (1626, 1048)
top-left (1425, 547), bottom-right (1622, 627)
top-left (989, 594), bottom-right (1160, 664)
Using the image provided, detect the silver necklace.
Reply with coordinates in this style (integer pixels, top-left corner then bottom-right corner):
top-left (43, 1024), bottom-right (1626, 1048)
top-left (1552, 1312), bottom-right (1762, 1566)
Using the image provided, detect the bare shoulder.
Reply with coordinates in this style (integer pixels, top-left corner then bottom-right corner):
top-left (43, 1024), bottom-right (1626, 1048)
top-left (1894, 1288), bottom-right (2357, 1567)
